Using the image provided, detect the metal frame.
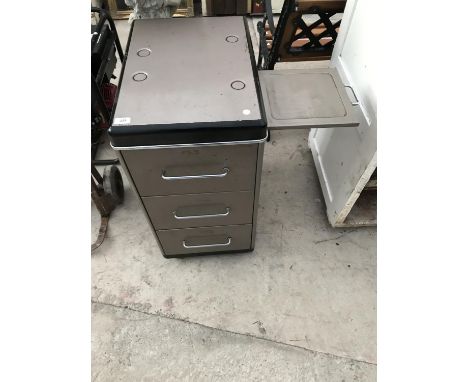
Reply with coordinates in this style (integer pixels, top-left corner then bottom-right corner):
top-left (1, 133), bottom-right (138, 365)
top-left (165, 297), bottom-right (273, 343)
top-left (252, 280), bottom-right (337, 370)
top-left (91, 6), bottom-right (124, 163)
top-left (92, 7), bottom-right (124, 65)
top-left (257, 0), bottom-right (346, 70)
top-left (91, 7), bottom-right (126, 252)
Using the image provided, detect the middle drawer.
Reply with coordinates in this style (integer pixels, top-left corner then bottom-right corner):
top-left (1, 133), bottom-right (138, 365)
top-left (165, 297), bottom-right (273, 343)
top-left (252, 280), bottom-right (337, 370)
top-left (142, 191), bottom-right (254, 230)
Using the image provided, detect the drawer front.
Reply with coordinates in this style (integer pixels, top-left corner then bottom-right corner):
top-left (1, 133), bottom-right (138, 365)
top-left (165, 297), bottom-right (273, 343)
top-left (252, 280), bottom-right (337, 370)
top-left (142, 191), bottom-right (254, 230)
top-left (157, 224), bottom-right (252, 256)
top-left (122, 144), bottom-right (258, 196)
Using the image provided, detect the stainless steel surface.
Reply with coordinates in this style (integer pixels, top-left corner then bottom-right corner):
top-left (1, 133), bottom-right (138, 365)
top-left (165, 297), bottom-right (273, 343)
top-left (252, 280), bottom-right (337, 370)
top-left (113, 17), bottom-right (262, 127)
top-left (110, 134), bottom-right (268, 150)
top-left (258, 68), bottom-right (360, 130)
top-left (142, 191), bottom-right (254, 229)
top-left (161, 167), bottom-right (229, 181)
top-left (157, 224), bottom-right (252, 256)
top-left (183, 237), bottom-right (232, 249)
top-left (173, 208), bottom-right (230, 220)
top-left (122, 144), bottom-right (258, 197)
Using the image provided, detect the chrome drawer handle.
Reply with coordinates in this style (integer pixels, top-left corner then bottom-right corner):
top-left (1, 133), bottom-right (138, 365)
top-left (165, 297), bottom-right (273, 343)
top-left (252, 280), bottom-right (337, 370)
top-left (183, 237), bottom-right (232, 249)
top-left (173, 207), bottom-right (230, 220)
top-left (161, 167), bottom-right (229, 180)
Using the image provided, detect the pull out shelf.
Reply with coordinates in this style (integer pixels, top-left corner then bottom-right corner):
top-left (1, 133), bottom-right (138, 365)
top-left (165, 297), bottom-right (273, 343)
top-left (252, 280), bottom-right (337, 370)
top-left (258, 68), bottom-right (359, 130)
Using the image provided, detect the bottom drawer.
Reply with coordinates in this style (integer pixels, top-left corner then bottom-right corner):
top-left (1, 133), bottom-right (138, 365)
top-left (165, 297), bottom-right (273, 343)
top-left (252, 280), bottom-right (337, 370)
top-left (157, 224), bottom-right (252, 257)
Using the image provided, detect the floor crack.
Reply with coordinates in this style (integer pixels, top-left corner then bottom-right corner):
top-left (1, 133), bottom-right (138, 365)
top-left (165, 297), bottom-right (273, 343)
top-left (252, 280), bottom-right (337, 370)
top-left (92, 299), bottom-right (376, 366)
top-left (313, 229), bottom-right (359, 244)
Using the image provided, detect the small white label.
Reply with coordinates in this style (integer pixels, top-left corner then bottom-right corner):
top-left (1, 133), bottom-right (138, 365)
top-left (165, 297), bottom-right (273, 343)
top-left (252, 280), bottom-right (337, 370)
top-left (113, 117), bottom-right (131, 125)
top-left (242, 109), bottom-right (251, 115)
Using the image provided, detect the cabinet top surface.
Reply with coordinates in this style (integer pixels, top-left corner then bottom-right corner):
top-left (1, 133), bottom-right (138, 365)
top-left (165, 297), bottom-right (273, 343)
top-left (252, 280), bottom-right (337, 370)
top-left (112, 17), bottom-right (263, 128)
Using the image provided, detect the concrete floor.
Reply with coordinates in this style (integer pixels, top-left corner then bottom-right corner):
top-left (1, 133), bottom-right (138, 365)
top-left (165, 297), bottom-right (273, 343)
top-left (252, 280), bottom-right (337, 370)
top-left (93, 302), bottom-right (376, 382)
top-left (91, 18), bottom-right (376, 381)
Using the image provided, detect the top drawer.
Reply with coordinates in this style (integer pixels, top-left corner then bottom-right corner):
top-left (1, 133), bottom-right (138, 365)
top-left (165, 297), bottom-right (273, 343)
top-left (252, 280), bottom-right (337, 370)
top-left (121, 144), bottom-right (258, 196)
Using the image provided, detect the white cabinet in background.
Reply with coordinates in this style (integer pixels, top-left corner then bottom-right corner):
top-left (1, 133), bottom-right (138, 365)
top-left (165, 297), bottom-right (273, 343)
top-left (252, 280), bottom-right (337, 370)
top-left (309, 0), bottom-right (377, 227)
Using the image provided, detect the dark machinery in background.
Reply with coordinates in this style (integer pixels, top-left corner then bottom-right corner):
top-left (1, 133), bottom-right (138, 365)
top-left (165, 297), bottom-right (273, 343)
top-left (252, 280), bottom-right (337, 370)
top-left (91, 7), bottom-right (125, 251)
top-left (91, 6), bottom-right (124, 163)
top-left (257, 0), bottom-right (346, 70)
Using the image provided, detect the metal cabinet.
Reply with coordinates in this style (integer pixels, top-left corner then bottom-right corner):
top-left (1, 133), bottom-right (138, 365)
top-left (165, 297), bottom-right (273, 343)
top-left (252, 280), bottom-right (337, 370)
top-left (119, 143), bottom-right (264, 257)
top-left (110, 17), bottom-right (267, 257)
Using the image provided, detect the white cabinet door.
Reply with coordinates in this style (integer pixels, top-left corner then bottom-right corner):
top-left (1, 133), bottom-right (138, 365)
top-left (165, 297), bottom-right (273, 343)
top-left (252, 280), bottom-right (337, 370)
top-left (309, 0), bottom-right (377, 227)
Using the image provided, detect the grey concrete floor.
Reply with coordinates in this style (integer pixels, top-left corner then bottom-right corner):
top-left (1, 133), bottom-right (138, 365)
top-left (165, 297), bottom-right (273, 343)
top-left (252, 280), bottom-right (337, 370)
top-left (93, 302), bottom-right (376, 382)
top-left (91, 18), bottom-right (376, 381)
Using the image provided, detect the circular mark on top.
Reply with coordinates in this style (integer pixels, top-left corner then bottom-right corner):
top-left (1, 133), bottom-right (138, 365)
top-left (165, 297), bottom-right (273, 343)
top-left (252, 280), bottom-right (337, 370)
top-left (242, 109), bottom-right (251, 115)
top-left (231, 80), bottom-right (245, 90)
top-left (225, 35), bottom-right (239, 43)
top-left (137, 48), bottom-right (151, 57)
top-left (133, 72), bottom-right (148, 82)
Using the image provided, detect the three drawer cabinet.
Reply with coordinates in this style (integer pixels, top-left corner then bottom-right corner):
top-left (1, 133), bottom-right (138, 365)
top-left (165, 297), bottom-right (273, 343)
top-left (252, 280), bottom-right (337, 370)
top-left (120, 143), bottom-right (264, 257)
top-left (109, 17), bottom-right (267, 257)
